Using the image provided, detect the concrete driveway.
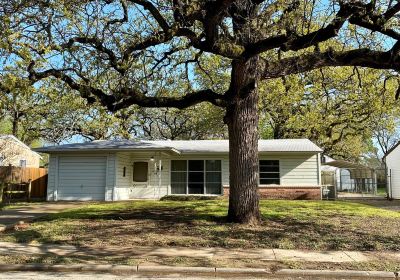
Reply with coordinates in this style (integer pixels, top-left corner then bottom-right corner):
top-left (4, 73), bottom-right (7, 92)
top-left (351, 199), bottom-right (400, 212)
top-left (0, 202), bottom-right (83, 231)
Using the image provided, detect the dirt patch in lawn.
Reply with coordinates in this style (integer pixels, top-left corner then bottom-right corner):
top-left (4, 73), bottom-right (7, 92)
top-left (1, 200), bottom-right (399, 251)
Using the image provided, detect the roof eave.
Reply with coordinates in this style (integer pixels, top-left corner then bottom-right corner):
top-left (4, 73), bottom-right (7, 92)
top-left (34, 147), bottom-right (181, 155)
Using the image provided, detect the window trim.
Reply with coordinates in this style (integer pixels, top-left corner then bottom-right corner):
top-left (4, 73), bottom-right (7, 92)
top-left (259, 159), bottom-right (281, 185)
top-left (132, 161), bottom-right (149, 183)
top-left (170, 159), bottom-right (222, 195)
top-left (19, 159), bottom-right (27, 168)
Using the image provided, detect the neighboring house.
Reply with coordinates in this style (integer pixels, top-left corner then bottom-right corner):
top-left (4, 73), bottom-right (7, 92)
top-left (383, 143), bottom-right (400, 199)
top-left (0, 135), bottom-right (41, 168)
top-left (35, 139), bottom-right (323, 201)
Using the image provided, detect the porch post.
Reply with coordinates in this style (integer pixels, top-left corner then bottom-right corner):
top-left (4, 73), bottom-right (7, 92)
top-left (158, 156), bottom-right (162, 198)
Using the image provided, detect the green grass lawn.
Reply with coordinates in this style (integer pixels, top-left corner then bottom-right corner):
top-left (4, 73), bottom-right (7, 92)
top-left (1, 199), bottom-right (400, 251)
top-left (377, 187), bottom-right (387, 196)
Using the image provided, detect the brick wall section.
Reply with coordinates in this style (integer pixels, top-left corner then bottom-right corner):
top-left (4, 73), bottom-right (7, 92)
top-left (223, 186), bottom-right (322, 200)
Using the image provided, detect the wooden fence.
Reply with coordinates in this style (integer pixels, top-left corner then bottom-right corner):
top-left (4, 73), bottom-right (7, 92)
top-left (0, 166), bottom-right (48, 199)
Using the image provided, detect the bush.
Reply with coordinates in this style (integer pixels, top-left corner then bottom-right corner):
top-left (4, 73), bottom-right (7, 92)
top-left (160, 195), bottom-right (222, 201)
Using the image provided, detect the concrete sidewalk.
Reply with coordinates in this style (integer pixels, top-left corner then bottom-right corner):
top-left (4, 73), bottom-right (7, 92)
top-left (0, 202), bottom-right (83, 231)
top-left (0, 241), bottom-right (399, 264)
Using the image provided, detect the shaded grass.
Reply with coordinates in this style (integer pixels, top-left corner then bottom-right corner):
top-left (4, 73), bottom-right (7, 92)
top-left (1, 199), bottom-right (399, 251)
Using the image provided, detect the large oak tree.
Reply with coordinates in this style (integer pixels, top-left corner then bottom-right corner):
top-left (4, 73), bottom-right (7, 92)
top-left (2, 0), bottom-right (400, 223)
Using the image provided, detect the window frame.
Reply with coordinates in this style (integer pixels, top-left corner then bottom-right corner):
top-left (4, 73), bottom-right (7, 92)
top-left (170, 159), bottom-right (222, 195)
top-left (19, 159), bottom-right (27, 168)
top-left (259, 159), bottom-right (280, 185)
top-left (132, 161), bottom-right (149, 183)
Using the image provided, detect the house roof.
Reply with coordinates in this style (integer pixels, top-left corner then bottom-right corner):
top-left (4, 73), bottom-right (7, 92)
top-left (35, 140), bottom-right (181, 154)
top-left (35, 139), bottom-right (323, 154)
top-left (0, 135), bottom-right (42, 158)
top-left (382, 141), bottom-right (400, 160)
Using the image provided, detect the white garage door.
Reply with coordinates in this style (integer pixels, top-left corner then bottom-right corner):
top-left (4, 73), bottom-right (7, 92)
top-left (58, 156), bottom-right (107, 201)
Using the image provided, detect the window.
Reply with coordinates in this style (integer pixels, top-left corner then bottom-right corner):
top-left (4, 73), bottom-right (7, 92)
top-left (205, 160), bottom-right (222, 194)
top-left (259, 160), bottom-right (280, 185)
top-left (0, 155), bottom-right (4, 166)
top-left (19, 159), bottom-right (27, 168)
top-left (171, 160), bottom-right (222, 195)
top-left (133, 162), bottom-right (148, 182)
top-left (171, 160), bottom-right (187, 194)
top-left (123, 167), bottom-right (126, 177)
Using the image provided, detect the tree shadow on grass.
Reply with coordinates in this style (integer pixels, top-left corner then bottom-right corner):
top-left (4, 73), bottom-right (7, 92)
top-left (3, 203), bottom-right (400, 251)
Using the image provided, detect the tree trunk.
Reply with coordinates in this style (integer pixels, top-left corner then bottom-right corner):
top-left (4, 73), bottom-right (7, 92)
top-left (12, 112), bottom-right (19, 136)
top-left (225, 57), bottom-right (261, 224)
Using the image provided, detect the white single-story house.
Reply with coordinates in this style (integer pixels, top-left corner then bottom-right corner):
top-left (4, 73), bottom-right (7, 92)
top-left (0, 135), bottom-right (42, 168)
top-left (384, 142), bottom-right (400, 199)
top-left (35, 139), bottom-right (323, 201)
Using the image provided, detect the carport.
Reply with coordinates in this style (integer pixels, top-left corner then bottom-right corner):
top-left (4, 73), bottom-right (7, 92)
top-left (322, 160), bottom-right (378, 195)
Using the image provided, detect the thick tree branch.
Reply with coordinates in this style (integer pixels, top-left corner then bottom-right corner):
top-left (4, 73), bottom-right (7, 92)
top-left (128, 0), bottom-right (170, 32)
top-left (262, 48), bottom-right (400, 79)
top-left (27, 63), bottom-right (226, 111)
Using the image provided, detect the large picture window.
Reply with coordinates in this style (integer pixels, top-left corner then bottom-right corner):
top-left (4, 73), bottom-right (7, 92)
top-left (259, 160), bottom-right (280, 185)
top-left (171, 160), bottom-right (222, 195)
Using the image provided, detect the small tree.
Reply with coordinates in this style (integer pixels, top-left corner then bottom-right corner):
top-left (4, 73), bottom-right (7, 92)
top-left (3, 0), bottom-right (400, 223)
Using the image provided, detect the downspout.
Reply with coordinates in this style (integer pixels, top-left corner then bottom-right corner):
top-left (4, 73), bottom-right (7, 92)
top-left (317, 153), bottom-right (322, 200)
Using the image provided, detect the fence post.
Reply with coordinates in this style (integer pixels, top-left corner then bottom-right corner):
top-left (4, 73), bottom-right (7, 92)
top-left (27, 179), bottom-right (32, 202)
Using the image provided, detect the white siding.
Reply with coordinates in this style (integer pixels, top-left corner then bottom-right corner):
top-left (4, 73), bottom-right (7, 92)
top-left (105, 154), bottom-right (116, 201)
top-left (46, 155), bottom-right (57, 201)
top-left (385, 147), bottom-right (400, 199)
top-left (114, 152), bottom-right (170, 200)
top-left (222, 153), bottom-right (319, 187)
top-left (278, 154), bottom-right (319, 186)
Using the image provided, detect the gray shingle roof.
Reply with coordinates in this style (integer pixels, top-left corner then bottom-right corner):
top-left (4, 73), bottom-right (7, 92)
top-left (35, 139), bottom-right (322, 153)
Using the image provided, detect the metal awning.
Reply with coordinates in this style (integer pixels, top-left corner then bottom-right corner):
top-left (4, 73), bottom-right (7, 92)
top-left (323, 160), bottom-right (374, 179)
top-left (323, 160), bottom-right (372, 170)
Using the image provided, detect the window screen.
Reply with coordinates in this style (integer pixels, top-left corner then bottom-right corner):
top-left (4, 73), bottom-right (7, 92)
top-left (205, 160), bottom-right (222, 194)
top-left (259, 160), bottom-right (280, 185)
top-left (171, 160), bottom-right (187, 194)
top-left (133, 162), bottom-right (148, 182)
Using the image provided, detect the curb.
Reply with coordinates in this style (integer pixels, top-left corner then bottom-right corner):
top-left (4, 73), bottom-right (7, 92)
top-left (0, 264), bottom-right (397, 278)
top-left (276, 269), bottom-right (397, 279)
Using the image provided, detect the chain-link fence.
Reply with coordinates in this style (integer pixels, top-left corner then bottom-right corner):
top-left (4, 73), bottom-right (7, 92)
top-left (322, 168), bottom-right (387, 196)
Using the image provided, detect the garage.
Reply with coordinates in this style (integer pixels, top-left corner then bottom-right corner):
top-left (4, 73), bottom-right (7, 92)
top-left (57, 156), bottom-right (107, 200)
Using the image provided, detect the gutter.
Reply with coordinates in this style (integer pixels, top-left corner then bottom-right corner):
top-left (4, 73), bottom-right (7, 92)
top-left (33, 148), bottom-right (181, 155)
